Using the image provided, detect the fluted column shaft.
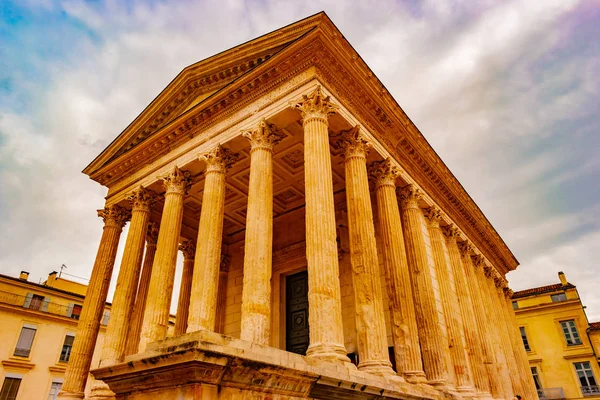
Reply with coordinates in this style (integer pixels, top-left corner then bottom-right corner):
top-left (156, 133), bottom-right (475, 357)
top-left (188, 146), bottom-right (237, 333)
top-left (215, 255), bottom-right (230, 334)
top-left (240, 121), bottom-right (282, 345)
top-left (139, 167), bottom-right (190, 350)
top-left (446, 233), bottom-right (491, 398)
top-left (175, 240), bottom-right (195, 335)
top-left (125, 223), bottom-right (158, 356)
top-left (338, 129), bottom-right (394, 376)
top-left (370, 159), bottom-right (425, 383)
top-left (292, 86), bottom-right (348, 362)
top-left (58, 206), bottom-right (128, 400)
top-left (100, 188), bottom-right (154, 367)
top-left (425, 210), bottom-right (474, 393)
top-left (460, 247), bottom-right (503, 399)
top-left (475, 262), bottom-right (512, 399)
top-left (490, 278), bottom-right (523, 397)
top-left (503, 289), bottom-right (538, 400)
top-left (398, 185), bottom-right (449, 387)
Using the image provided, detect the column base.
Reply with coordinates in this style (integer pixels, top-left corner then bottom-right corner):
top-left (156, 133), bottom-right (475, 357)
top-left (357, 360), bottom-right (398, 377)
top-left (476, 391), bottom-right (494, 400)
top-left (404, 370), bottom-right (428, 384)
top-left (306, 342), bottom-right (350, 363)
top-left (456, 385), bottom-right (477, 396)
top-left (57, 391), bottom-right (84, 400)
top-left (87, 380), bottom-right (116, 400)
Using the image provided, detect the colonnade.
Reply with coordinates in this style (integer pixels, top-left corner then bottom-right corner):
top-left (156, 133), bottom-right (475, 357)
top-left (58, 87), bottom-right (536, 400)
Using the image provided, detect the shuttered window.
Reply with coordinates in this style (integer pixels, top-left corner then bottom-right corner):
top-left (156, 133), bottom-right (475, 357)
top-left (0, 377), bottom-right (21, 400)
top-left (13, 326), bottom-right (36, 357)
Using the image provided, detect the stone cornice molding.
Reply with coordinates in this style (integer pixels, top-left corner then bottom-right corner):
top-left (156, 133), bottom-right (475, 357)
top-left (368, 158), bottom-right (400, 189)
top-left (86, 15), bottom-right (518, 274)
top-left (162, 167), bottom-right (192, 195)
top-left (335, 126), bottom-right (371, 160)
top-left (291, 85), bottom-right (339, 125)
top-left (97, 205), bottom-right (130, 229)
top-left (200, 145), bottom-right (239, 175)
top-left (179, 239), bottom-right (196, 261)
top-left (397, 184), bottom-right (422, 210)
top-left (127, 186), bottom-right (157, 213)
top-left (146, 222), bottom-right (159, 245)
top-left (242, 119), bottom-right (285, 152)
top-left (424, 207), bottom-right (443, 228)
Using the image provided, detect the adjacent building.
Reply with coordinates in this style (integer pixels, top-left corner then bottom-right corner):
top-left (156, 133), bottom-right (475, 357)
top-left (513, 272), bottom-right (600, 400)
top-left (53, 12), bottom-right (537, 400)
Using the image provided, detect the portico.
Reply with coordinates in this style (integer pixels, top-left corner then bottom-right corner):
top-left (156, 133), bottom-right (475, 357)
top-left (59, 12), bottom-right (536, 400)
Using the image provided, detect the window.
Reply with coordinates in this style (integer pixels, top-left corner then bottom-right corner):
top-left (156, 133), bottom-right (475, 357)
top-left (561, 320), bottom-right (582, 346)
top-left (531, 366), bottom-right (543, 390)
top-left (47, 381), bottom-right (62, 400)
top-left (574, 362), bottom-right (599, 395)
top-left (70, 305), bottom-right (82, 320)
top-left (552, 293), bottom-right (567, 302)
top-left (520, 327), bottom-right (531, 351)
top-left (0, 377), bottom-right (21, 400)
top-left (59, 335), bottom-right (74, 362)
top-left (13, 325), bottom-right (36, 357)
top-left (29, 294), bottom-right (44, 310)
top-left (512, 301), bottom-right (519, 310)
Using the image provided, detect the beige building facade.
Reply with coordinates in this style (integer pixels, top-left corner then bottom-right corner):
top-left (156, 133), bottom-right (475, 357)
top-left (56, 12), bottom-right (537, 400)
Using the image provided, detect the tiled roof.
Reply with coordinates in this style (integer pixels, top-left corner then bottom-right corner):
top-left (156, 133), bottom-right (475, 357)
top-left (589, 322), bottom-right (600, 331)
top-left (512, 283), bottom-right (575, 299)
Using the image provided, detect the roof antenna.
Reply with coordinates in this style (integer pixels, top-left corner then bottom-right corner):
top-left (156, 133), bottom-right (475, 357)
top-left (59, 264), bottom-right (67, 278)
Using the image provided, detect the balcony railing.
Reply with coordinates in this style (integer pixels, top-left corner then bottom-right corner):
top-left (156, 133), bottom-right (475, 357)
top-left (582, 385), bottom-right (600, 396)
top-left (538, 387), bottom-right (566, 400)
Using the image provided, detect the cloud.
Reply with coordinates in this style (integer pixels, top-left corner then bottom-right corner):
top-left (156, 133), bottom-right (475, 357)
top-left (0, 0), bottom-right (598, 318)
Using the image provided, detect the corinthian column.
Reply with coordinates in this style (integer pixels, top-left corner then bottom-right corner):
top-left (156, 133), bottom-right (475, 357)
top-left (58, 206), bottom-right (129, 400)
top-left (444, 229), bottom-right (492, 399)
top-left (425, 208), bottom-right (474, 394)
top-left (459, 244), bottom-right (503, 399)
top-left (291, 86), bottom-right (348, 362)
top-left (139, 167), bottom-right (190, 350)
top-left (397, 184), bottom-right (449, 387)
top-left (187, 145), bottom-right (238, 333)
top-left (239, 119), bottom-right (284, 345)
top-left (336, 128), bottom-right (394, 376)
top-left (174, 239), bottom-right (195, 335)
top-left (125, 222), bottom-right (158, 356)
top-left (215, 254), bottom-right (230, 334)
top-left (369, 159), bottom-right (425, 382)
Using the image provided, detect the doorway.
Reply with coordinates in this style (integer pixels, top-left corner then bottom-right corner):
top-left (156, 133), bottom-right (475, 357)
top-left (285, 270), bottom-right (310, 355)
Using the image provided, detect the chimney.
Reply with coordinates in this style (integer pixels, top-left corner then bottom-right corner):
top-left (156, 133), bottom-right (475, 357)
top-left (19, 271), bottom-right (29, 281)
top-left (558, 271), bottom-right (568, 286)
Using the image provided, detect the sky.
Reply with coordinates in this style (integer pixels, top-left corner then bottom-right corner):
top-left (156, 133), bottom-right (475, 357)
top-left (0, 0), bottom-right (599, 319)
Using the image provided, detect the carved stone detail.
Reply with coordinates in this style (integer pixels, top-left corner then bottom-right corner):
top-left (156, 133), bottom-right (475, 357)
top-left (179, 239), bottom-right (196, 261)
top-left (397, 184), bottom-right (422, 210)
top-left (424, 207), bottom-right (443, 228)
top-left (97, 205), bottom-right (130, 229)
top-left (368, 158), bottom-right (401, 188)
top-left (127, 186), bottom-right (157, 213)
top-left (335, 126), bottom-right (371, 159)
top-left (146, 222), bottom-right (159, 245)
top-left (161, 167), bottom-right (192, 195)
top-left (457, 241), bottom-right (474, 257)
top-left (200, 145), bottom-right (239, 174)
top-left (291, 85), bottom-right (339, 124)
top-left (220, 254), bottom-right (231, 273)
top-left (242, 119), bottom-right (285, 152)
top-left (443, 225), bottom-right (460, 242)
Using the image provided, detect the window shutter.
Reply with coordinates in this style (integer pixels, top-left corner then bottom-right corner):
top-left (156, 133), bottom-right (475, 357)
top-left (66, 302), bottom-right (74, 317)
top-left (23, 293), bottom-right (33, 308)
top-left (41, 296), bottom-right (50, 312)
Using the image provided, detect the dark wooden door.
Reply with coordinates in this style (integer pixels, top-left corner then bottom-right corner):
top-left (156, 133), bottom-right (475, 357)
top-left (286, 270), bottom-right (310, 355)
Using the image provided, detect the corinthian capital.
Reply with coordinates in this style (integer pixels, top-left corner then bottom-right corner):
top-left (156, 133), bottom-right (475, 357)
top-left (443, 225), bottom-right (460, 243)
top-left (127, 186), bottom-right (157, 212)
top-left (396, 184), bottom-right (422, 210)
top-left (472, 254), bottom-right (486, 269)
top-left (291, 85), bottom-right (338, 124)
top-left (161, 166), bottom-right (192, 195)
top-left (200, 144), bottom-right (239, 175)
top-left (146, 222), bottom-right (159, 245)
top-left (457, 241), bottom-right (473, 257)
top-left (504, 287), bottom-right (514, 299)
top-left (242, 119), bottom-right (285, 152)
top-left (220, 254), bottom-right (231, 273)
top-left (335, 126), bottom-right (371, 160)
top-left (98, 205), bottom-right (130, 229)
top-left (179, 239), bottom-right (196, 261)
top-left (368, 158), bottom-right (401, 188)
top-left (424, 207), bottom-right (443, 228)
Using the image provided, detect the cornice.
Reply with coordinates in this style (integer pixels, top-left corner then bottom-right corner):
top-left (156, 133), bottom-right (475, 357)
top-left (86, 16), bottom-right (518, 274)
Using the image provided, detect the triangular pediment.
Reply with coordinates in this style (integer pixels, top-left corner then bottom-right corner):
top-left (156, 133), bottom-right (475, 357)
top-left (84, 12), bottom-right (327, 174)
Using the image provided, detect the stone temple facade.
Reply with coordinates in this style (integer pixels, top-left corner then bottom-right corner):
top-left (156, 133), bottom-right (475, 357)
top-left (58, 12), bottom-right (538, 400)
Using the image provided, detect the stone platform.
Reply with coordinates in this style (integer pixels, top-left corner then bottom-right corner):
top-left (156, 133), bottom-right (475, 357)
top-left (91, 330), bottom-right (450, 399)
